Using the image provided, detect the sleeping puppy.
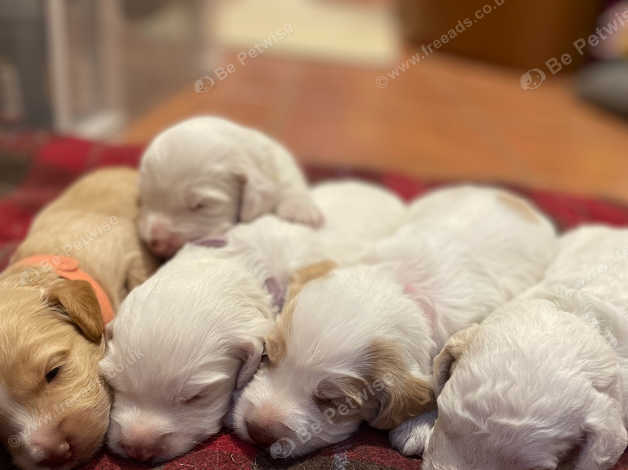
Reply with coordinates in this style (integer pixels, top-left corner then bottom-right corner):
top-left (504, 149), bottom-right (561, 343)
top-left (421, 225), bottom-right (628, 470)
top-left (100, 242), bottom-right (277, 464)
top-left (100, 181), bottom-right (406, 464)
top-left (0, 168), bottom-right (158, 470)
top-left (137, 116), bottom-right (324, 257)
top-left (231, 185), bottom-right (557, 459)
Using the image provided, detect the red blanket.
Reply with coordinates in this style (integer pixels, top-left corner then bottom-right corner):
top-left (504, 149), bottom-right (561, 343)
top-left (1, 134), bottom-right (627, 470)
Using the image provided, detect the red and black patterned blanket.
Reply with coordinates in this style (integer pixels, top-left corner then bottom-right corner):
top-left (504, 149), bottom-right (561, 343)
top-left (1, 133), bottom-right (627, 469)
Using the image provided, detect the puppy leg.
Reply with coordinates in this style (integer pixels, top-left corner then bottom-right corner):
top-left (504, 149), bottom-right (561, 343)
top-left (574, 393), bottom-right (627, 470)
top-left (389, 410), bottom-right (437, 456)
top-left (276, 190), bottom-right (324, 228)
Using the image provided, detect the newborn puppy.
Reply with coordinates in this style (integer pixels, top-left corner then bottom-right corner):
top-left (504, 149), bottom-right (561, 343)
top-left (232, 186), bottom-right (557, 459)
top-left (0, 168), bottom-right (158, 470)
top-left (422, 225), bottom-right (628, 470)
top-left (101, 180), bottom-right (404, 464)
top-left (137, 116), bottom-right (323, 257)
top-left (100, 243), bottom-right (277, 464)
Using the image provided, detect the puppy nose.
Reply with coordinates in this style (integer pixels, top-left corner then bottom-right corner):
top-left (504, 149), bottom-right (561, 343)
top-left (147, 238), bottom-right (179, 257)
top-left (148, 217), bottom-right (173, 240)
top-left (247, 420), bottom-right (276, 447)
top-left (30, 432), bottom-right (72, 466)
top-left (121, 442), bottom-right (156, 462)
top-left (246, 420), bottom-right (291, 448)
top-left (120, 427), bottom-right (165, 462)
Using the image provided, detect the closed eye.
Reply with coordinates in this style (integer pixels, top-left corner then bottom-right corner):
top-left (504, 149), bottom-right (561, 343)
top-left (190, 201), bottom-right (207, 212)
top-left (182, 392), bottom-right (207, 405)
top-left (44, 351), bottom-right (68, 385)
top-left (180, 374), bottom-right (230, 405)
top-left (45, 366), bottom-right (62, 383)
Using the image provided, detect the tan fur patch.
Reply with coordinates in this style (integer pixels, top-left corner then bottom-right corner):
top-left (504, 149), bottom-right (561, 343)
top-left (312, 340), bottom-right (435, 430)
top-left (285, 260), bottom-right (338, 305)
top-left (265, 260), bottom-right (337, 364)
top-left (498, 192), bottom-right (540, 224)
top-left (433, 324), bottom-right (480, 394)
top-left (367, 340), bottom-right (435, 429)
top-left (314, 376), bottom-right (371, 424)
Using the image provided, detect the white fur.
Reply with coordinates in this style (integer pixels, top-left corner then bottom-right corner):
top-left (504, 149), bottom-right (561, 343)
top-left (423, 225), bottom-right (628, 470)
top-left (311, 179), bottom-right (406, 243)
top-left (137, 116), bottom-right (323, 257)
top-left (100, 243), bottom-right (276, 464)
top-left (232, 185), bottom-right (557, 458)
top-left (101, 181), bottom-right (405, 463)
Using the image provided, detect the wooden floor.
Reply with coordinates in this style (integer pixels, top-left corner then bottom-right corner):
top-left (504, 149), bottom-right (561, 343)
top-left (121, 49), bottom-right (628, 202)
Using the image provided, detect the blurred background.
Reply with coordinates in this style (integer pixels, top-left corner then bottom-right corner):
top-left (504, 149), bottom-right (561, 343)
top-left (1, 0), bottom-right (627, 199)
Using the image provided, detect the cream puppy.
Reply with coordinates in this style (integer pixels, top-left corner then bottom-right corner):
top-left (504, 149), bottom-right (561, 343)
top-left (0, 168), bottom-right (157, 470)
top-left (101, 181), bottom-right (406, 464)
top-left (137, 116), bottom-right (324, 257)
top-left (232, 185), bottom-right (557, 459)
top-left (421, 225), bottom-right (628, 470)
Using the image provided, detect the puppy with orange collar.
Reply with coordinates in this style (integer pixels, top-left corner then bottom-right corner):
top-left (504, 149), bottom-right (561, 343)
top-left (0, 168), bottom-right (158, 470)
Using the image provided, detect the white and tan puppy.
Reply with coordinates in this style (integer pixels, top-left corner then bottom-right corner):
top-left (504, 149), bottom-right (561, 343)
top-left (0, 168), bottom-right (158, 470)
top-left (101, 181), bottom-right (406, 464)
top-left (232, 185), bottom-right (557, 459)
top-left (421, 225), bottom-right (628, 470)
top-left (137, 116), bottom-right (324, 257)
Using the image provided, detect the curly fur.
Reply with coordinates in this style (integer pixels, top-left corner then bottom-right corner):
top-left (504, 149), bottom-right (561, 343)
top-left (423, 225), bottom-right (628, 470)
top-left (232, 185), bottom-right (557, 459)
top-left (137, 116), bottom-right (324, 257)
top-left (0, 168), bottom-right (157, 470)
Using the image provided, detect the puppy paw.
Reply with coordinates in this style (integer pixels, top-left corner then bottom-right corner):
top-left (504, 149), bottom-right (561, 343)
top-left (389, 412), bottom-right (437, 456)
top-left (276, 196), bottom-right (324, 228)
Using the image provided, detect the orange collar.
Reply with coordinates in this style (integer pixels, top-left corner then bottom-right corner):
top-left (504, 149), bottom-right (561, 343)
top-left (13, 255), bottom-right (115, 325)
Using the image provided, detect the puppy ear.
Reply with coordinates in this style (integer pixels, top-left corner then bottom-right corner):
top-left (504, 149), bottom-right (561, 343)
top-left (315, 375), bottom-right (369, 418)
top-left (233, 337), bottom-right (265, 389)
top-left (264, 262), bottom-right (337, 367)
top-left (312, 341), bottom-right (434, 430)
top-left (236, 166), bottom-right (278, 222)
top-left (432, 324), bottom-right (480, 395)
top-left (264, 324), bottom-right (286, 365)
top-left (286, 260), bottom-right (337, 304)
top-left (46, 279), bottom-right (104, 343)
top-left (367, 340), bottom-right (435, 430)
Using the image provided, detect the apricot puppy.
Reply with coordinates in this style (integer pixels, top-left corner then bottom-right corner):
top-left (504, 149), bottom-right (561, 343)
top-left (0, 168), bottom-right (157, 470)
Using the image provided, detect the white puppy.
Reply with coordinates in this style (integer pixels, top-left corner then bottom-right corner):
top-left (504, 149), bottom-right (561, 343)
top-left (100, 181), bottom-right (405, 464)
top-left (421, 225), bottom-right (628, 470)
top-left (138, 116), bottom-right (323, 257)
top-left (100, 242), bottom-right (276, 464)
top-left (231, 186), bottom-right (557, 459)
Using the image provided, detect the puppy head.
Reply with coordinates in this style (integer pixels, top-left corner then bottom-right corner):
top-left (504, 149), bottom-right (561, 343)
top-left (0, 280), bottom-right (110, 470)
top-left (100, 264), bottom-right (273, 464)
top-left (232, 265), bottom-right (433, 459)
top-left (137, 118), bottom-right (278, 258)
top-left (138, 139), bottom-right (240, 257)
top-left (424, 323), bottom-right (579, 470)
